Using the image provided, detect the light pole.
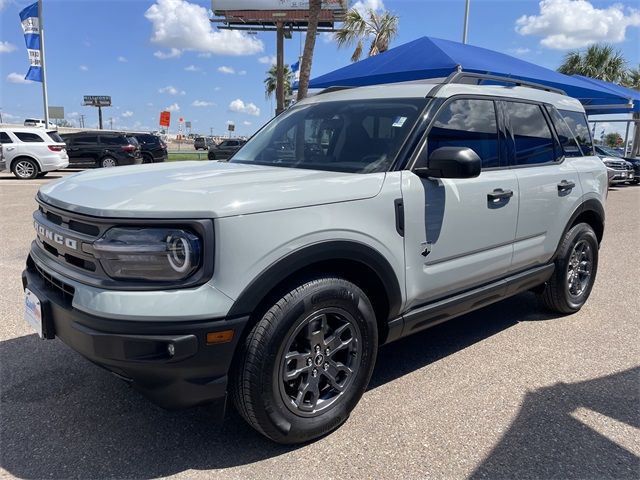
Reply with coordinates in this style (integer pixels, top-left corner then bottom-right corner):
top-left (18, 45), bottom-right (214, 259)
top-left (462, 0), bottom-right (470, 44)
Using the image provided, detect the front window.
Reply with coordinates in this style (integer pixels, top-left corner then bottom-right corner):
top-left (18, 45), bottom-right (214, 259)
top-left (232, 98), bottom-right (427, 173)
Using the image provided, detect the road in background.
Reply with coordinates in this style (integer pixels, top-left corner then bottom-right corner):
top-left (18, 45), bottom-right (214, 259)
top-left (1, 170), bottom-right (638, 479)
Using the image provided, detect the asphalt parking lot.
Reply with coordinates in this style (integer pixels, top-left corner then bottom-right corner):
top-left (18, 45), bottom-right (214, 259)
top-left (0, 170), bottom-right (638, 479)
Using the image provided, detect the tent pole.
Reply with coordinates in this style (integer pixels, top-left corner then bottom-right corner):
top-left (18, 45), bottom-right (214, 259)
top-left (462, 0), bottom-right (470, 44)
top-left (623, 121), bottom-right (630, 156)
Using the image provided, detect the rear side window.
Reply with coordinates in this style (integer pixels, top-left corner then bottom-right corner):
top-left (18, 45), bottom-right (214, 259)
top-left (137, 134), bottom-right (156, 144)
top-left (74, 135), bottom-right (98, 145)
top-left (547, 107), bottom-right (582, 158)
top-left (504, 102), bottom-right (556, 165)
top-left (559, 110), bottom-right (594, 156)
top-left (14, 132), bottom-right (44, 142)
top-left (47, 131), bottom-right (64, 143)
top-left (0, 132), bottom-right (13, 144)
top-left (100, 135), bottom-right (127, 145)
top-left (428, 98), bottom-right (500, 168)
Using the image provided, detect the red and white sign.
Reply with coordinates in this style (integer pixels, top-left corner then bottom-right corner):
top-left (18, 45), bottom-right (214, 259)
top-left (159, 111), bottom-right (171, 127)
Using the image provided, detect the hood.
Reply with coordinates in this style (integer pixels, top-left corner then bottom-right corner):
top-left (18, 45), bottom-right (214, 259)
top-left (38, 161), bottom-right (385, 218)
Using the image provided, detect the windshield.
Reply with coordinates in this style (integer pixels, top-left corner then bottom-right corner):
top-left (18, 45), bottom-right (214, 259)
top-left (597, 145), bottom-right (622, 158)
top-left (231, 98), bottom-right (427, 173)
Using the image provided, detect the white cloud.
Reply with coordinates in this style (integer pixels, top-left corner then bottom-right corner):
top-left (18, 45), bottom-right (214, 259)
top-left (79, 65), bottom-right (89, 71)
top-left (6, 72), bottom-right (33, 84)
top-left (218, 66), bottom-right (235, 74)
top-left (0, 41), bottom-right (16, 54)
top-left (145, 0), bottom-right (263, 56)
top-left (258, 55), bottom-right (277, 65)
top-left (68, 112), bottom-right (79, 117)
top-left (159, 85), bottom-right (186, 96)
top-left (229, 99), bottom-right (260, 116)
top-left (0, 0), bottom-right (8, 11)
top-left (516, 0), bottom-right (640, 49)
top-left (165, 103), bottom-right (180, 112)
top-left (147, 102), bottom-right (154, 107)
top-left (192, 100), bottom-right (215, 107)
top-left (117, 56), bottom-right (128, 63)
top-left (353, 0), bottom-right (385, 14)
top-left (243, 121), bottom-right (252, 126)
top-left (198, 52), bottom-right (212, 58)
top-left (122, 111), bottom-right (134, 118)
top-left (184, 65), bottom-right (200, 72)
top-left (154, 48), bottom-right (182, 59)
top-left (509, 47), bottom-right (531, 55)
top-left (238, 70), bottom-right (247, 76)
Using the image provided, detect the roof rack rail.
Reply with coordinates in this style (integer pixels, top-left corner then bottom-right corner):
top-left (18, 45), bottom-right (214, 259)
top-left (444, 69), bottom-right (567, 96)
top-left (316, 86), bottom-right (354, 96)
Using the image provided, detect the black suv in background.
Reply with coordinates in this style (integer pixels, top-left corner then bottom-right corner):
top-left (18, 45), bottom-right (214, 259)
top-left (207, 138), bottom-right (246, 160)
top-left (62, 132), bottom-right (142, 168)
top-left (130, 133), bottom-right (168, 163)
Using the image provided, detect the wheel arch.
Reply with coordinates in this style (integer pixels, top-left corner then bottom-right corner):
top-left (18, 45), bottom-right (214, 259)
top-left (560, 199), bottom-right (605, 254)
top-left (11, 155), bottom-right (42, 171)
top-left (226, 240), bottom-right (403, 345)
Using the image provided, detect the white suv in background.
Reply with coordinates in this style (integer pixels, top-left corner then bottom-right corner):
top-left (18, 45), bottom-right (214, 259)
top-left (0, 128), bottom-right (69, 179)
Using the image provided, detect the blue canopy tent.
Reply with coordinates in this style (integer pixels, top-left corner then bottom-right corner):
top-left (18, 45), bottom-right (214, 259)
top-left (307, 36), bottom-right (639, 116)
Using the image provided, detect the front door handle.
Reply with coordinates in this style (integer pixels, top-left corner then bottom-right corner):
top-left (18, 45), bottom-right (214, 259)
top-left (487, 188), bottom-right (514, 202)
top-left (557, 180), bottom-right (576, 193)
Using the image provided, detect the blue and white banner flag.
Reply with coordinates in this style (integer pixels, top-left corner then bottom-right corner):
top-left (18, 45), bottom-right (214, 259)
top-left (291, 61), bottom-right (300, 83)
top-left (19, 2), bottom-right (42, 82)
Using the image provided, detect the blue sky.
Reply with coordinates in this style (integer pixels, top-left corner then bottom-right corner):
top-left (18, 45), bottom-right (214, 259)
top-left (0, 0), bottom-right (639, 137)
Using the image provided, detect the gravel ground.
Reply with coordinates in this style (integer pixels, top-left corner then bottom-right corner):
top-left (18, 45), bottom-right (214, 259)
top-left (0, 170), bottom-right (638, 480)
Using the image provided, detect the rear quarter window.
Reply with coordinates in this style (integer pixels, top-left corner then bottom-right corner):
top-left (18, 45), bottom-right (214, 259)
top-left (0, 132), bottom-right (13, 144)
top-left (558, 110), bottom-right (594, 156)
top-left (100, 135), bottom-right (127, 145)
top-left (47, 131), bottom-right (64, 143)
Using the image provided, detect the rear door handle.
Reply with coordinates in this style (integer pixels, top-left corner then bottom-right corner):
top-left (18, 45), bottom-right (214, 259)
top-left (487, 188), bottom-right (514, 202)
top-left (557, 180), bottom-right (576, 192)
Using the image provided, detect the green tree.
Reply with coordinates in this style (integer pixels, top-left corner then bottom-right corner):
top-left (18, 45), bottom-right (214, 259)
top-left (605, 132), bottom-right (622, 148)
top-left (296, 0), bottom-right (322, 101)
top-left (335, 7), bottom-right (399, 63)
top-left (558, 44), bottom-right (627, 83)
top-left (623, 65), bottom-right (640, 90)
top-left (265, 63), bottom-right (293, 101)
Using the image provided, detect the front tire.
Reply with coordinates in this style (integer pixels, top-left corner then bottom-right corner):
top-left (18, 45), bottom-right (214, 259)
top-left (12, 158), bottom-right (39, 179)
top-left (539, 223), bottom-right (599, 314)
top-left (232, 277), bottom-right (378, 444)
top-left (208, 152), bottom-right (216, 161)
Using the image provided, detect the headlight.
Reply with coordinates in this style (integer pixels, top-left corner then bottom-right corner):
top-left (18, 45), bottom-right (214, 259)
top-left (93, 227), bottom-right (202, 281)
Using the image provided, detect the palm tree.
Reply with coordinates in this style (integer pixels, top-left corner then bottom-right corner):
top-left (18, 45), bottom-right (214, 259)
top-left (296, 0), bottom-right (322, 101)
top-left (265, 64), bottom-right (293, 101)
top-left (558, 44), bottom-right (627, 83)
top-left (335, 8), bottom-right (399, 63)
top-left (623, 65), bottom-right (640, 91)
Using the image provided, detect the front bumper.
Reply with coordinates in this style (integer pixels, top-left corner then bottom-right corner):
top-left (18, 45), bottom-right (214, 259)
top-left (22, 257), bottom-right (248, 414)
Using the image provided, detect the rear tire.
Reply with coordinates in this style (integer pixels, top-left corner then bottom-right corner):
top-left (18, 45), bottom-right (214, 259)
top-left (231, 277), bottom-right (378, 444)
top-left (142, 154), bottom-right (153, 164)
top-left (539, 223), bottom-right (598, 314)
top-left (100, 156), bottom-right (117, 168)
top-left (12, 158), bottom-right (39, 179)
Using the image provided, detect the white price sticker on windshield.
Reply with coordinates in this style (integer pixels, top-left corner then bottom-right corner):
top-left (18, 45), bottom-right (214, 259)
top-left (392, 116), bottom-right (407, 128)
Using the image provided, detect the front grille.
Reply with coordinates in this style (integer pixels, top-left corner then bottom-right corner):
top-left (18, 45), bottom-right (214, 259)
top-left (28, 257), bottom-right (75, 305)
top-left (34, 200), bottom-right (109, 279)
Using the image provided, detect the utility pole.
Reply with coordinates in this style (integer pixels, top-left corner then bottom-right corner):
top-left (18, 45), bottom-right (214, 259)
top-left (462, 0), bottom-right (471, 44)
top-left (109, 117), bottom-right (113, 130)
top-left (98, 106), bottom-right (103, 129)
top-left (79, 114), bottom-right (85, 128)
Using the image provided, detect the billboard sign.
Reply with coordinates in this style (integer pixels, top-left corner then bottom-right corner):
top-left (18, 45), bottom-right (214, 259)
top-left (83, 95), bottom-right (111, 107)
top-left (213, 0), bottom-right (347, 11)
top-left (159, 111), bottom-right (171, 127)
top-left (48, 106), bottom-right (64, 119)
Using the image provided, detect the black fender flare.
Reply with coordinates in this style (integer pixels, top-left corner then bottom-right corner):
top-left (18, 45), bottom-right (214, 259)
top-left (555, 198), bottom-right (605, 259)
top-left (226, 240), bottom-right (403, 320)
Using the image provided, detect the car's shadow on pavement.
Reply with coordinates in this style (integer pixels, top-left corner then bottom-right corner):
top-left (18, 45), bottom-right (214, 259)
top-left (1, 293), bottom-right (637, 478)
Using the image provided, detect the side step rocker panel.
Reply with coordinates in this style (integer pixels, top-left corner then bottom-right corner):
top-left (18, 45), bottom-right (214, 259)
top-left (385, 264), bottom-right (555, 344)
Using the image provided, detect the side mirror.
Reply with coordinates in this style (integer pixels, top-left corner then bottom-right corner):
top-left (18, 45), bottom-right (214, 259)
top-left (414, 147), bottom-right (482, 179)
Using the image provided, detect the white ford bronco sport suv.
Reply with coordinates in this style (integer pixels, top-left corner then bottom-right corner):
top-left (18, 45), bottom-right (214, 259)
top-left (22, 77), bottom-right (607, 444)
